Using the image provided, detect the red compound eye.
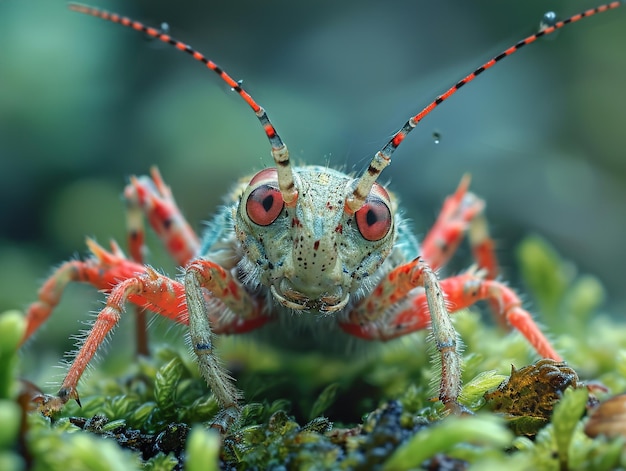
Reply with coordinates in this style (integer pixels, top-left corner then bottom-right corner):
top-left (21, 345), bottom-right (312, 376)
top-left (355, 197), bottom-right (392, 241)
top-left (246, 184), bottom-right (284, 226)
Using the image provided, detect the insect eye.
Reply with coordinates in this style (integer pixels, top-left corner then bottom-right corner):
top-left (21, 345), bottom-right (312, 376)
top-left (246, 184), bottom-right (284, 226)
top-left (248, 167), bottom-right (278, 186)
top-left (355, 197), bottom-right (392, 241)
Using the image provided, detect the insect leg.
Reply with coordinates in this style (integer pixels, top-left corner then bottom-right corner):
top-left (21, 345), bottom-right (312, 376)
top-left (347, 268), bottom-right (560, 360)
top-left (124, 166), bottom-right (200, 267)
top-left (183, 260), bottom-right (272, 431)
top-left (125, 182), bottom-right (151, 356)
top-left (342, 260), bottom-right (466, 413)
top-left (21, 239), bottom-right (145, 345)
top-left (421, 175), bottom-right (498, 278)
top-left (420, 266), bottom-right (467, 414)
top-left (436, 272), bottom-right (562, 360)
top-left (32, 268), bottom-right (188, 415)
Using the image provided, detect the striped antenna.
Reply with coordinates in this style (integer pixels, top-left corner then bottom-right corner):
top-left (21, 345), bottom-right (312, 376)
top-left (345, 1), bottom-right (622, 213)
top-left (68, 3), bottom-right (298, 206)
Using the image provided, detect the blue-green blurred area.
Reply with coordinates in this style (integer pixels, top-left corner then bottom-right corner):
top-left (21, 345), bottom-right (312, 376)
top-left (1, 0), bottom-right (625, 378)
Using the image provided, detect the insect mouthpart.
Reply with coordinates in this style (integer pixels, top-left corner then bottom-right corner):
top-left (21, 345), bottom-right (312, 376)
top-left (270, 282), bottom-right (350, 313)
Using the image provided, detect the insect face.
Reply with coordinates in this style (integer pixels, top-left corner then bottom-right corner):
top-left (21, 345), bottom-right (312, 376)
top-left (236, 166), bottom-right (395, 312)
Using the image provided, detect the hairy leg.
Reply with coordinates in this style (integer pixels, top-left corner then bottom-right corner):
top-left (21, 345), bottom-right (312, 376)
top-left (344, 268), bottom-right (560, 360)
top-left (32, 268), bottom-right (187, 414)
top-left (184, 259), bottom-right (271, 430)
top-left (342, 259), bottom-right (466, 413)
top-left (21, 239), bottom-right (144, 345)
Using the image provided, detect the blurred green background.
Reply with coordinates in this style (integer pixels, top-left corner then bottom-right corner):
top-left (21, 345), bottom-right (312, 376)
top-left (1, 0), bottom-right (624, 382)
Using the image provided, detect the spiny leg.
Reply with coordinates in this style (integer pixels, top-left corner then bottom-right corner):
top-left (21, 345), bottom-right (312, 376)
top-left (23, 165), bottom-right (194, 355)
top-left (342, 261), bottom-right (560, 411)
top-left (421, 267), bottom-right (466, 414)
top-left (185, 270), bottom-right (240, 431)
top-left (22, 260), bottom-right (94, 345)
top-left (341, 259), bottom-right (466, 413)
top-left (124, 167), bottom-right (202, 355)
top-left (183, 259), bottom-right (270, 430)
top-left (344, 257), bottom-right (427, 325)
top-left (421, 175), bottom-right (503, 327)
top-left (21, 239), bottom-right (145, 345)
top-left (31, 254), bottom-right (271, 415)
top-left (124, 166), bottom-right (200, 267)
top-left (436, 272), bottom-right (562, 361)
top-left (33, 268), bottom-right (188, 414)
top-left (421, 175), bottom-right (498, 279)
top-left (345, 268), bottom-right (561, 360)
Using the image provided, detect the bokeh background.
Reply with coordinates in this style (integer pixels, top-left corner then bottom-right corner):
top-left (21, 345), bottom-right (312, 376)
top-left (1, 0), bottom-right (624, 380)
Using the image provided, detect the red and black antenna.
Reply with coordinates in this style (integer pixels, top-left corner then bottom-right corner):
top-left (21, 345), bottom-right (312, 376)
top-left (345, 1), bottom-right (622, 212)
top-left (68, 2), bottom-right (622, 212)
top-left (68, 3), bottom-right (298, 205)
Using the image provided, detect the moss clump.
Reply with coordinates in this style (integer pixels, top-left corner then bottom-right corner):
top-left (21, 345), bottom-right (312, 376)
top-left (4, 236), bottom-right (626, 469)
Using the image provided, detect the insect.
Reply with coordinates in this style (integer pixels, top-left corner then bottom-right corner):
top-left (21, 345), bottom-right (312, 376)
top-left (21, 2), bottom-right (621, 427)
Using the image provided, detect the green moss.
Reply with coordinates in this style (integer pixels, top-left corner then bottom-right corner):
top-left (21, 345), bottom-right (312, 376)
top-left (4, 236), bottom-right (626, 469)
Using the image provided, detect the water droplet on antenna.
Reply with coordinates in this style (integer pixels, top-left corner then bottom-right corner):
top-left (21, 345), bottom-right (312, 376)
top-left (231, 79), bottom-right (243, 92)
top-left (540, 12), bottom-right (557, 31)
top-left (144, 22), bottom-right (170, 42)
